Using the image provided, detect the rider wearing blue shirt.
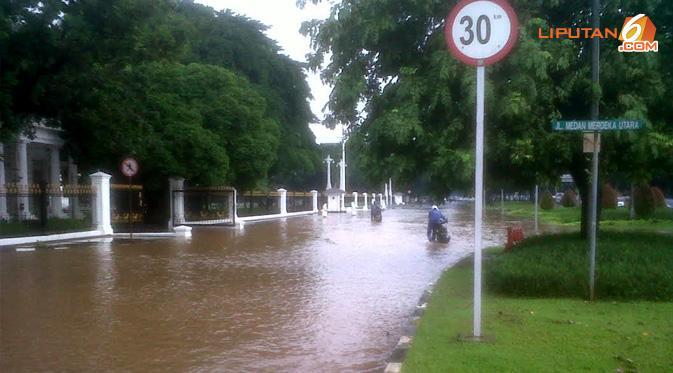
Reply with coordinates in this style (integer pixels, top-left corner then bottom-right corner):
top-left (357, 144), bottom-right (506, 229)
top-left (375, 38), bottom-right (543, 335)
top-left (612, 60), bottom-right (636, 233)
top-left (427, 205), bottom-right (447, 241)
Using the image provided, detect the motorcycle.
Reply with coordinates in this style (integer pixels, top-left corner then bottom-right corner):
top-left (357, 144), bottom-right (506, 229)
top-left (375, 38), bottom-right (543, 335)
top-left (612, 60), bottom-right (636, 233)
top-left (429, 219), bottom-right (451, 243)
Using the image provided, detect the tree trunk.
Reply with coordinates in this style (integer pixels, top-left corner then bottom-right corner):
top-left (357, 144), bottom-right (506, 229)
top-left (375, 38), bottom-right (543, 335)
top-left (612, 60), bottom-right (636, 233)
top-left (629, 183), bottom-right (635, 219)
top-left (570, 151), bottom-right (591, 239)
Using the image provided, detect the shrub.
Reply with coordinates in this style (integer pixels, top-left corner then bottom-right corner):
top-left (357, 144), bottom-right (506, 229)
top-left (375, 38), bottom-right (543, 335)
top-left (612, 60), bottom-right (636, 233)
top-left (651, 186), bottom-right (666, 209)
top-left (601, 184), bottom-right (618, 209)
top-left (634, 182), bottom-right (655, 218)
top-left (539, 191), bottom-right (554, 210)
top-left (561, 189), bottom-right (577, 207)
top-left (486, 232), bottom-right (673, 300)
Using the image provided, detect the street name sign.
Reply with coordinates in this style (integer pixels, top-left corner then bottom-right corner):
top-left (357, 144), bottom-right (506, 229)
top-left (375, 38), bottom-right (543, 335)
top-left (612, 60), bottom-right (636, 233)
top-left (445, 0), bottom-right (518, 338)
top-left (552, 119), bottom-right (643, 131)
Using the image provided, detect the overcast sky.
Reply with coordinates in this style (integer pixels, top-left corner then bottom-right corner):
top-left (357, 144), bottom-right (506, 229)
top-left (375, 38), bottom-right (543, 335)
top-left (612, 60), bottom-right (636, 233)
top-left (194, 0), bottom-right (343, 144)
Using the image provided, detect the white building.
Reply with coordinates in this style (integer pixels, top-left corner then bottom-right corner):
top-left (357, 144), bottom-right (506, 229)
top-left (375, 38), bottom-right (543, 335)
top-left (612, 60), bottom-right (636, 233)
top-left (0, 125), bottom-right (79, 220)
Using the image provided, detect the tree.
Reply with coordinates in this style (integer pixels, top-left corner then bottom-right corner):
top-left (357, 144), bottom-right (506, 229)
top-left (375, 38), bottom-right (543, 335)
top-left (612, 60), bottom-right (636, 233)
top-left (2, 0), bottom-right (322, 192)
top-left (178, 3), bottom-right (321, 189)
top-left (301, 0), bottom-right (673, 235)
top-left (60, 62), bottom-right (279, 190)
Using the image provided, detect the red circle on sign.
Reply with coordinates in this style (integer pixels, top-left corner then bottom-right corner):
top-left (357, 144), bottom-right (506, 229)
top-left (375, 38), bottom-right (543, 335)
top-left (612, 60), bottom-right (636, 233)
top-left (120, 157), bottom-right (139, 177)
top-left (444, 0), bottom-right (519, 66)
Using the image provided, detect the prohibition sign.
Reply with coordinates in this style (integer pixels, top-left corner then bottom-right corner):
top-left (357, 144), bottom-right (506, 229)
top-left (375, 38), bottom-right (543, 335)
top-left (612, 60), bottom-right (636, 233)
top-left (120, 157), bottom-right (139, 178)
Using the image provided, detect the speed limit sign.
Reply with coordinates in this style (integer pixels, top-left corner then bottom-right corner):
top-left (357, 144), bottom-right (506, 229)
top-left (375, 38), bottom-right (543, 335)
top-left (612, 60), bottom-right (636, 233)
top-left (445, 0), bottom-right (518, 66)
top-left (444, 0), bottom-right (518, 339)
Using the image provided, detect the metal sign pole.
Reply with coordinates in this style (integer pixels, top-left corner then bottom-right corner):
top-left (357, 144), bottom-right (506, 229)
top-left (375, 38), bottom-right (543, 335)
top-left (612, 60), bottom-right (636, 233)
top-left (534, 184), bottom-right (539, 235)
top-left (445, 0), bottom-right (518, 339)
top-left (500, 189), bottom-right (504, 218)
top-left (589, 131), bottom-right (599, 300)
top-left (128, 176), bottom-right (133, 239)
top-left (474, 64), bottom-right (485, 337)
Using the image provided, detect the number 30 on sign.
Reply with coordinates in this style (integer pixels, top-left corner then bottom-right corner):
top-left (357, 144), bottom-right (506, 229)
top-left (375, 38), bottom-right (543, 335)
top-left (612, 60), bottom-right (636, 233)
top-left (444, 0), bottom-right (518, 66)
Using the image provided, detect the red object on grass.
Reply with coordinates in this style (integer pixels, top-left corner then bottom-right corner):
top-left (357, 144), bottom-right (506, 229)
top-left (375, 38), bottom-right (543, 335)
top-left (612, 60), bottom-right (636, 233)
top-left (505, 226), bottom-right (524, 251)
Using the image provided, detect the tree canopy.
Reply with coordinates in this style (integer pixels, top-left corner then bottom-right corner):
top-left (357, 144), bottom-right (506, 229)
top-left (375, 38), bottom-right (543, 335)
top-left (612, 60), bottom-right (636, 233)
top-left (1, 0), bottom-right (321, 190)
top-left (302, 0), bottom-right (673, 223)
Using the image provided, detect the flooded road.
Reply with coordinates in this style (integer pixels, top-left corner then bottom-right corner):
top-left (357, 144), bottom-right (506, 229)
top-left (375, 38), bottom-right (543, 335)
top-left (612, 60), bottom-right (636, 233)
top-left (1, 203), bottom-right (547, 371)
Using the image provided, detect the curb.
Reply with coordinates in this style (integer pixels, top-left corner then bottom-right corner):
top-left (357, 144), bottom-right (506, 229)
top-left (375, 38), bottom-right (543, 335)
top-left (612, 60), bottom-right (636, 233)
top-left (383, 285), bottom-right (434, 372)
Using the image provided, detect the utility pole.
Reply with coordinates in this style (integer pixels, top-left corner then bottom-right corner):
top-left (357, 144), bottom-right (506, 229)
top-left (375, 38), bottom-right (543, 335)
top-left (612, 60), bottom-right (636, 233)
top-left (589, 0), bottom-right (601, 301)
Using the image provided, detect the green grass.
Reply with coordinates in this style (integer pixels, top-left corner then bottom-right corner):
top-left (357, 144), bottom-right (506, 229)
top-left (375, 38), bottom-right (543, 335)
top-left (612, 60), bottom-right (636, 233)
top-left (404, 252), bottom-right (673, 372)
top-left (491, 201), bottom-right (673, 232)
top-left (487, 233), bottom-right (673, 300)
top-left (0, 218), bottom-right (92, 238)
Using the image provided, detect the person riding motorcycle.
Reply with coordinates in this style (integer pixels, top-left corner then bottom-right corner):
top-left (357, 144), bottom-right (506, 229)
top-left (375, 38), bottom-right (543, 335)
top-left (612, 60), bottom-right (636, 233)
top-left (371, 201), bottom-right (382, 222)
top-left (427, 205), bottom-right (448, 242)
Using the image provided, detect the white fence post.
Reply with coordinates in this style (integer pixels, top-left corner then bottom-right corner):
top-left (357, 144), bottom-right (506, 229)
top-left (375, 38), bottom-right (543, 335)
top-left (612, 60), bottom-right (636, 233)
top-left (169, 178), bottom-right (185, 225)
top-left (311, 190), bottom-right (318, 212)
top-left (278, 188), bottom-right (287, 215)
top-left (362, 193), bottom-right (368, 210)
top-left (90, 172), bottom-right (113, 235)
top-left (353, 192), bottom-right (359, 208)
top-left (0, 144), bottom-right (7, 220)
top-left (379, 193), bottom-right (386, 209)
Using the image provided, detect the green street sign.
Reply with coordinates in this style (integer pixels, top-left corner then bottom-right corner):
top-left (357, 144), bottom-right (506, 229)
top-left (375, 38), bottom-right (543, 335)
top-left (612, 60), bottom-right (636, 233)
top-left (552, 119), bottom-right (644, 132)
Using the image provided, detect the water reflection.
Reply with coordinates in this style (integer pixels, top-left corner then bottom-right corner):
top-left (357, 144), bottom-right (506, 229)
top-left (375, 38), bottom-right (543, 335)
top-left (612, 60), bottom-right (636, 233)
top-left (1, 203), bottom-right (546, 371)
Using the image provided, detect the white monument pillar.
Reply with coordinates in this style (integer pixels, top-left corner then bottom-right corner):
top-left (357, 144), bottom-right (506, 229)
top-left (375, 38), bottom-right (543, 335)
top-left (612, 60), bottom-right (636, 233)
top-left (352, 192), bottom-right (359, 208)
top-left (324, 155), bottom-right (333, 190)
top-left (169, 178), bottom-right (185, 224)
top-left (49, 145), bottom-right (63, 218)
top-left (90, 171), bottom-right (113, 235)
top-left (16, 140), bottom-right (30, 220)
top-left (362, 192), bottom-right (368, 210)
top-left (339, 140), bottom-right (346, 191)
top-left (311, 190), bottom-right (318, 212)
top-left (0, 144), bottom-right (7, 220)
top-left (278, 188), bottom-right (287, 215)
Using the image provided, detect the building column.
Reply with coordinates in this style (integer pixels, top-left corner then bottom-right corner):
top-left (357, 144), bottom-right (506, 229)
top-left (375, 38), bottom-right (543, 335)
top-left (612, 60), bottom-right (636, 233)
top-left (49, 145), bottom-right (63, 218)
top-left (278, 188), bottom-right (287, 215)
top-left (362, 192), bottom-right (368, 211)
top-left (169, 178), bottom-right (185, 224)
top-left (90, 171), bottom-right (113, 235)
top-left (16, 140), bottom-right (30, 220)
top-left (311, 190), bottom-right (318, 212)
top-left (0, 144), bottom-right (7, 220)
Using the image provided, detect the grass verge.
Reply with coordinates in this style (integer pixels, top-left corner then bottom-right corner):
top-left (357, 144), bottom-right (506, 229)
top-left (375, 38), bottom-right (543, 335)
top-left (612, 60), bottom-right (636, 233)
top-left (491, 201), bottom-right (673, 232)
top-left (404, 255), bottom-right (673, 372)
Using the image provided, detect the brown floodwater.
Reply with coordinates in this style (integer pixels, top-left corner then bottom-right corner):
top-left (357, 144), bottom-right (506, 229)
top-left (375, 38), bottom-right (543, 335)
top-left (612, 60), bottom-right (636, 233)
top-left (1, 203), bottom-right (554, 372)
